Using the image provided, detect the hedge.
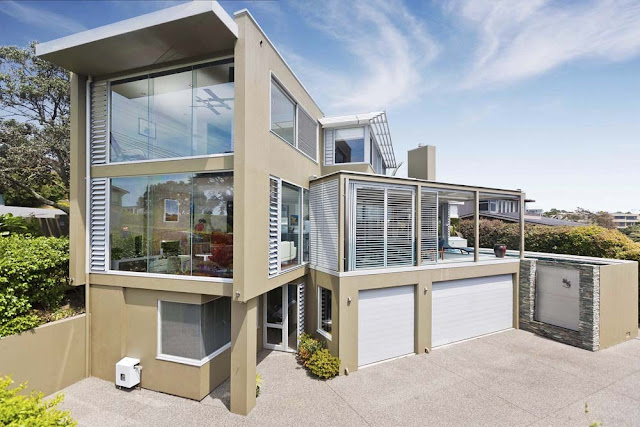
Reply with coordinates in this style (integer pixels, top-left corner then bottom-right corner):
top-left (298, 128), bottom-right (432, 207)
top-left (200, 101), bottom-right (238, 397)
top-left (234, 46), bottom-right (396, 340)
top-left (457, 219), bottom-right (639, 259)
top-left (0, 235), bottom-right (69, 327)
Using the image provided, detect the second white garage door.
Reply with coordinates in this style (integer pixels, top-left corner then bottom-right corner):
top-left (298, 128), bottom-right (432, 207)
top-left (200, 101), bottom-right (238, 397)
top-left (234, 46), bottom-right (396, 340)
top-left (358, 286), bottom-right (415, 367)
top-left (432, 275), bottom-right (513, 347)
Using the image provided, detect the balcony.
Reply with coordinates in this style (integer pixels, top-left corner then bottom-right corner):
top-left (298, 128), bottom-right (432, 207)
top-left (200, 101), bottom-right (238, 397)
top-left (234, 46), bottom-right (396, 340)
top-left (309, 171), bottom-right (524, 273)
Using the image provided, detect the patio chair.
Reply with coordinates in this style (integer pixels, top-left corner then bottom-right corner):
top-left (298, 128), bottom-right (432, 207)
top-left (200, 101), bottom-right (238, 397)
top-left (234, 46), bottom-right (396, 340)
top-left (110, 133), bottom-right (147, 162)
top-left (439, 237), bottom-right (475, 259)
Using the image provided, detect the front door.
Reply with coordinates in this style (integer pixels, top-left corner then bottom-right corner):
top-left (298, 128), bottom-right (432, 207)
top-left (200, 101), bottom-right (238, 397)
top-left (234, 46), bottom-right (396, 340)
top-left (264, 283), bottom-right (302, 352)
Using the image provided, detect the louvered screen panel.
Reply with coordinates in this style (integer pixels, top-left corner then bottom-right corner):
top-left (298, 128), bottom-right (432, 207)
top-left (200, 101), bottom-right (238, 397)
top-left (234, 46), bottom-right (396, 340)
top-left (268, 177), bottom-right (280, 277)
top-left (354, 187), bottom-right (385, 269)
top-left (297, 283), bottom-right (305, 341)
top-left (386, 189), bottom-right (415, 267)
top-left (421, 189), bottom-right (438, 264)
top-left (297, 108), bottom-right (317, 161)
top-left (323, 129), bottom-right (334, 166)
top-left (90, 81), bottom-right (109, 165)
top-left (309, 179), bottom-right (339, 271)
top-left (90, 178), bottom-right (108, 271)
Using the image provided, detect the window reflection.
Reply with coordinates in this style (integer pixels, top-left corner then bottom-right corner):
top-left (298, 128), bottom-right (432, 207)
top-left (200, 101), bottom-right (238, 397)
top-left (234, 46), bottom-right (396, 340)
top-left (110, 60), bottom-right (234, 163)
top-left (280, 182), bottom-right (300, 269)
top-left (335, 127), bottom-right (365, 163)
top-left (270, 81), bottom-right (295, 145)
top-left (110, 172), bottom-right (233, 278)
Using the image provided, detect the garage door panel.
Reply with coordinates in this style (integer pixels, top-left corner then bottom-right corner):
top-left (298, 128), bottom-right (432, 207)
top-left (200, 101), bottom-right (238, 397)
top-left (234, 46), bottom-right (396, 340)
top-left (432, 275), bottom-right (513, 347)
top-left (358, 286), bottom-right (415, 367)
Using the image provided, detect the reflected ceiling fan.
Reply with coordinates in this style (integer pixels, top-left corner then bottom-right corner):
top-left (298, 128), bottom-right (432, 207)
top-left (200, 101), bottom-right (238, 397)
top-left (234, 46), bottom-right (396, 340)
top-left (195, 88), bottom-right (233, 115)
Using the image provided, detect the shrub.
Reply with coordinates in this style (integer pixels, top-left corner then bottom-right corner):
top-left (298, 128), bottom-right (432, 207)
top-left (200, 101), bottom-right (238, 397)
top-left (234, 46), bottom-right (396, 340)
top-left (0, 375), bottom-right (77, 426)
top-left (306, 348), bottom-right (341, 379)
top-left (0, 314), bottom-right (42, 338)
top-left (0, 213), bottom-right (40, 237)
top-left (256, 373), bottom-right (263, 397)
top-left (298, 333), bottom-right (324, 366)
top-left (0, 235), bottom-right (69, 325)
top-left (458, 219), bottom-right (639, 258)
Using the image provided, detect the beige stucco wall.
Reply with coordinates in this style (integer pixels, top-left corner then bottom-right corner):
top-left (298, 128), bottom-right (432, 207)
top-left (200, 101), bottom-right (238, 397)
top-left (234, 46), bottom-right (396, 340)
top-left (232, 13), bottom-right (323, 304)
top-left (407, 145), bottom-right (436, 181)
top-left (0, 315), bottom-right (86, 396)
top-left (90, 285), bottom-right (230, 400)
top-left (309, 261), bottom-right (520, 374)
top-left (599, 261), bottom-right (639, 349)
top-left (69, 73), bottom-right (87, 286)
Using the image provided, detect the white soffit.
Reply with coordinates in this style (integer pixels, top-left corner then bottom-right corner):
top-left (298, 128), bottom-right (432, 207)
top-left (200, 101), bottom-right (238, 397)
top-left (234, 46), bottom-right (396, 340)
top-left (36, 1), bottom-right (238, 76)
top-left (320, 111), bottom-right (397, 168)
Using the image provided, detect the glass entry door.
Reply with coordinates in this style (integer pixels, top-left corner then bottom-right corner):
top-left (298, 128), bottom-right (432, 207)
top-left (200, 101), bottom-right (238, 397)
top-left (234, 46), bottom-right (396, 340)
top-left (264, 283), bottom-right (300, 352)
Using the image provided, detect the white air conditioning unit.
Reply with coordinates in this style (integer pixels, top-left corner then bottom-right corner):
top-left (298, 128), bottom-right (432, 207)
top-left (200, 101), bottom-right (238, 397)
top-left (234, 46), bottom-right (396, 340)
top-left (115, 357), bottom-right (141, 389)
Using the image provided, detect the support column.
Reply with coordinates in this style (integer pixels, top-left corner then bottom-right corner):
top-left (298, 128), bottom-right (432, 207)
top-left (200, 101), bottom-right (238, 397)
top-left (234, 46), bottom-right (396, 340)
top-left (519, 193), bottom-right (526, 259)
top-left (473, 191), bottom-right (480, 262)
top-left (230, 296), bottom-right (258, 415)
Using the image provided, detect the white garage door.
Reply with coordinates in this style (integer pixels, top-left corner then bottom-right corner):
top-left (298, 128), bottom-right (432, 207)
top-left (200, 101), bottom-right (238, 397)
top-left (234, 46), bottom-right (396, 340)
top-left (358, 286), bottom-right (415, 366)
top-left (432, 275), bottom-right (513, 347)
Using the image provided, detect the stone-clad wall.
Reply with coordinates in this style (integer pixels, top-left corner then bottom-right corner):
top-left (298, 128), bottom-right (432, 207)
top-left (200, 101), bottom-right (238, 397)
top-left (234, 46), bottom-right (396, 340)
top-left (519, 259), bottom-right (600, 351)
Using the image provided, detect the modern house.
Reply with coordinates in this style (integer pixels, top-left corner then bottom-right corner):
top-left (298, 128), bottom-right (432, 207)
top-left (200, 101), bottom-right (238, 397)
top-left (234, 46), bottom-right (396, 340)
top-left (458, 200), bottom-right (583, 227)
top-left (612, 212), bottom-right (640, 228)
top-left (33, 2), bottom-right (636, 417)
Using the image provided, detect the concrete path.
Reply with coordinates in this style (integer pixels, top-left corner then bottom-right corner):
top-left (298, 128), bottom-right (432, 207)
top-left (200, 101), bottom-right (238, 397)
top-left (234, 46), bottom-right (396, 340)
top-left (54, 329), bottom-right (640, 426)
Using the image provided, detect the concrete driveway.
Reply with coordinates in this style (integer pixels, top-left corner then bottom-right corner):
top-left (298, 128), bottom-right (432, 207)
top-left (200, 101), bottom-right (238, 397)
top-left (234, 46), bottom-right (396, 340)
top-left (54, 329), bottom-right (640, 426)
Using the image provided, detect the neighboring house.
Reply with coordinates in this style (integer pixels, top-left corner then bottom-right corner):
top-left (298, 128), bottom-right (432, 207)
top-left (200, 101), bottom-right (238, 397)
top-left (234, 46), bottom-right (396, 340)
top-left (0, 205), bottom-right (68, 236)
top-left (612, 212), bottom-right (640, 228)
top-left (36, 2), bottom-right (528, 415)
top-left (459, 201), bottom-right (583, 227)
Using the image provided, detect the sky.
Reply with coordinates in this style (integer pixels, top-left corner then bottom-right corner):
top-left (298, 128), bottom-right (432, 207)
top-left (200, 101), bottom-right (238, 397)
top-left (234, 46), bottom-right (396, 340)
top-left (1, 0), bottom-right (639, 212)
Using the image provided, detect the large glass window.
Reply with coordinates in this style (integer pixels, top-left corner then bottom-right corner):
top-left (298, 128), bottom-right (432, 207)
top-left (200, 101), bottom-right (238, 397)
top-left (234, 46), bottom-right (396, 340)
top-left (159, 298), bottom-right (231, 365)
top-left (335, 127), bottom-right (365, 163)
top-left (110, 172), bottom-right (233, 278)
top-left (270, 80), bottom-right (295, 145)
top-left (281, 182), bottom-right (301, 269)
top-left (110, 60), bottom-right (234, 162)
top-left (318, 287), bottom-right (332, 338)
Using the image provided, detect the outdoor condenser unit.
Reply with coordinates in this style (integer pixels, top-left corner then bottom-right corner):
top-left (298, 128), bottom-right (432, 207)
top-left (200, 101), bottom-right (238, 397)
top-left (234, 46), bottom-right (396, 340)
top-left (115, 357), bottom-right (141, 389)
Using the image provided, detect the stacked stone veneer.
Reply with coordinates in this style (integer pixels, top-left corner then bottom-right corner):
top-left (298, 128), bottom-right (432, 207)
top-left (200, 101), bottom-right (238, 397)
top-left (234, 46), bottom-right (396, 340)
top-left (519, 259), bottom-right (600, 351)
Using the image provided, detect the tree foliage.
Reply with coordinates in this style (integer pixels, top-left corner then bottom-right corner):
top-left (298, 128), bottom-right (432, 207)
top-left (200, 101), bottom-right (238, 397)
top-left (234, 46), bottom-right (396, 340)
top-left (0, 42), bottom-right (70, 212)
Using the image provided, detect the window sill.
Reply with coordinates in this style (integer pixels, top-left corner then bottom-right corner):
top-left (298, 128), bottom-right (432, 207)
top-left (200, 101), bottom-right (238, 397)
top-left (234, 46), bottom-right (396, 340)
top-left (157, 342), bottom-right (231, 367)
top-left (269, 262), bottom-right (308, 278)
top-left (317, 328), bottom-right (332, 341)
top-left (96, 152), bottom-right (234, 167)
top-left (96, 270), bottom-right (233, 283)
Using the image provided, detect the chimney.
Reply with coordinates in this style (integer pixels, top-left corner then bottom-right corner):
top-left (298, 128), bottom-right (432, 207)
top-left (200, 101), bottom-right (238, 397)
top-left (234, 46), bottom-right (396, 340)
top-left (407, 145), bottom-right (436, 181)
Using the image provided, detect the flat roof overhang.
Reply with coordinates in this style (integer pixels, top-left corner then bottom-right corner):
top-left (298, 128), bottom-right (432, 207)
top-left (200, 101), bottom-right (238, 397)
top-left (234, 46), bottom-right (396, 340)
top-left (35, 1), bottom-right (237, 77)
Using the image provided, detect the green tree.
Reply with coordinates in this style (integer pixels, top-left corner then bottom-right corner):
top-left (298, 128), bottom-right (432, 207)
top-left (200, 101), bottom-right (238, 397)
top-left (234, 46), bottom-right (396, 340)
top-left (0, 42), bottom-right (70, 213)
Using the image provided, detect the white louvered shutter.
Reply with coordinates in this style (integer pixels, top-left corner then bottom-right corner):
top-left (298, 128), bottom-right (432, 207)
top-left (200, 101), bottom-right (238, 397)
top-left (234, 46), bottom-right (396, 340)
top-left (386, 189), bottom-right (414, 267)
top-left (297, 108), bottom-right (317, 161)
top-left (309, 179), bottom-right (339, 271)
top-left (90, 81), bottom-right (109, 165)
top-left (421, 190), bottom-right (438, 264)
top-left (90, 178), bottom-right (108, 271)
top-left (268, 177), bottom-right (280, 277)
top-left (297, 283), bottom-right (305, 341)
top-left (323, 129), bottom-right (334, 166)
top-left (354, 187), bottom-right (385, 269)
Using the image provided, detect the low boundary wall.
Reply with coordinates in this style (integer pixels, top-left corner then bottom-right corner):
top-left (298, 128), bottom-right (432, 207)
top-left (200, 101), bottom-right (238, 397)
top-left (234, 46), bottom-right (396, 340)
top-left (0, 314), bottom-right (86, 396)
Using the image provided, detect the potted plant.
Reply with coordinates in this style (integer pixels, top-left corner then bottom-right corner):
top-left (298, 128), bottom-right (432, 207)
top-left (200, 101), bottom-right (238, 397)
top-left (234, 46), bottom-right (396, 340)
top-left (493, 243), bottom-right (507, 258)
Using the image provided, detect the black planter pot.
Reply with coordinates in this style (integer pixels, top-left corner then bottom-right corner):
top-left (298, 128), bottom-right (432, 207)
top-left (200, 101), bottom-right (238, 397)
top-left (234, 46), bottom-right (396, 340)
top-left (493, 244), bottom-right (507, 258)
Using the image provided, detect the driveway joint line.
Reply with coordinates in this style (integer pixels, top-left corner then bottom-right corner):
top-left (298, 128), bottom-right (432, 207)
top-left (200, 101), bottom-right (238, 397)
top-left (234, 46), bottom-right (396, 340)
top-left (325, 379), bottom-right (372, 426)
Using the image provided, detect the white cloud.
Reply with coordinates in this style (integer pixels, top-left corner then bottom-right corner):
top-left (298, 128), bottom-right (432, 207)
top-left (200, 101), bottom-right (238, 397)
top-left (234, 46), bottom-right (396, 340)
top-left (289, 0), bottom-right (439, 113)
top-left (450, 0), bottom-right (640, 88)
top-left (0, 0), bottom-right (86, 35)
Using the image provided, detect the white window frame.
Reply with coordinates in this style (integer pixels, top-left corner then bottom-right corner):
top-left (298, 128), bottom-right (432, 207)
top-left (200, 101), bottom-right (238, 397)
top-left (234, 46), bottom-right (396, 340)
top-left (317, 286), bottom-right (332, 340)
top-left (102, 170), bottom-right (234, 284)
top-left (269, 73), bottom-right (319, 163)
top-left (269, 176), bottom-right (309, 277)
top-left (263, 282), bottom-right (304, 352)
top-left (328, 125), bottom-right (370, 167)
top-left (156, 299), bottom-right (231, 367)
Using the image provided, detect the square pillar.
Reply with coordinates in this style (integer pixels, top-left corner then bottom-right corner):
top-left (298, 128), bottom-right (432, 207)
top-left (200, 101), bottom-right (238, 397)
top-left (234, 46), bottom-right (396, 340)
top-left (230, 296), bottom-right (257, 415)
top-left (473, 191), bottom-right (480, 262)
